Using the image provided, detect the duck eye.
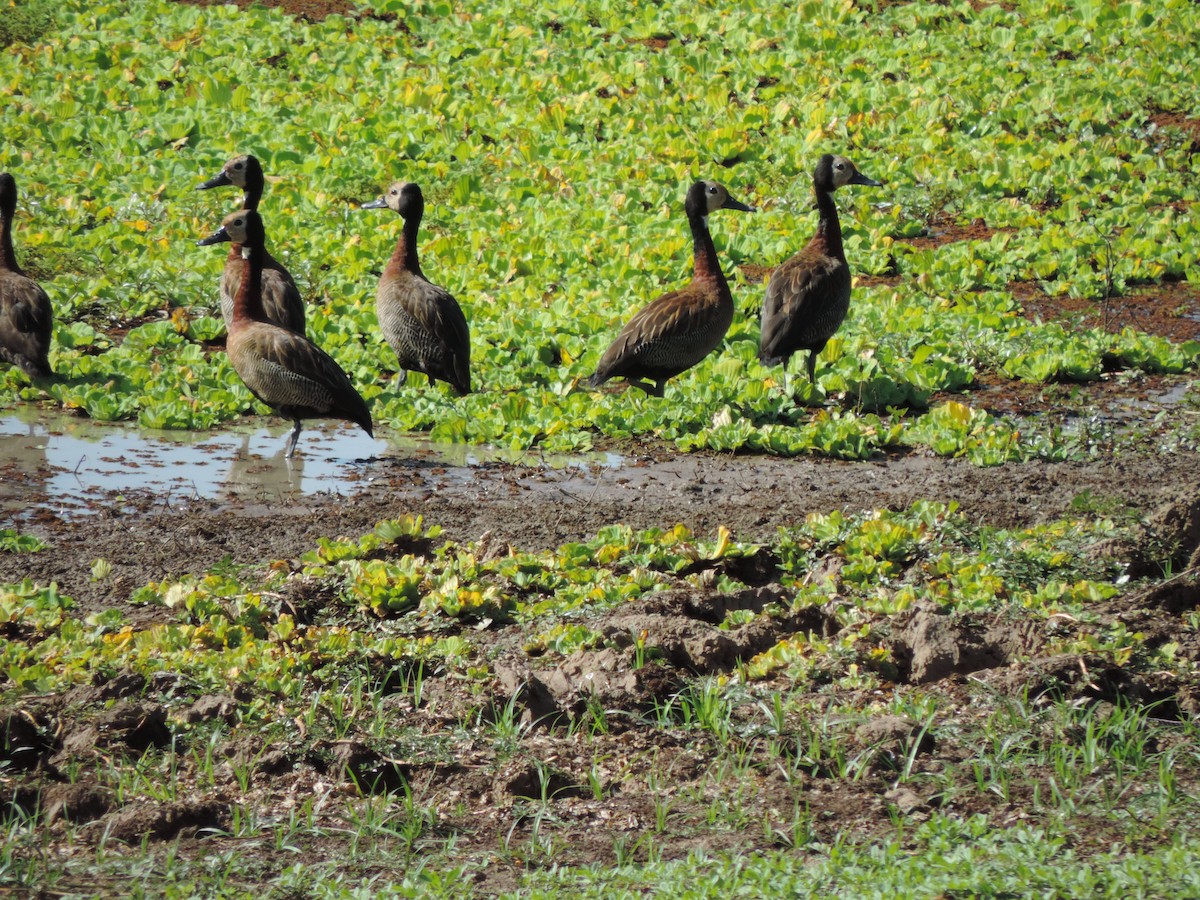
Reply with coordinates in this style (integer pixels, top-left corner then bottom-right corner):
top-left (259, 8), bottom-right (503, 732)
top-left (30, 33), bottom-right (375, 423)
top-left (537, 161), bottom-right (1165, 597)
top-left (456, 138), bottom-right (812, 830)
top-left (233, 162), bottom-right (244, 170)
top-left (707, 185), bottom-right (717, 194)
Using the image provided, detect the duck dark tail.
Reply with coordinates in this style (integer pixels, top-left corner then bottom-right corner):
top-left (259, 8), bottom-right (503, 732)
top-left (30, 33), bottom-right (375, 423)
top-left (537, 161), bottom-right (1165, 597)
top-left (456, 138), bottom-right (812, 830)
top-left (352, 404), bottom-right (374, 438)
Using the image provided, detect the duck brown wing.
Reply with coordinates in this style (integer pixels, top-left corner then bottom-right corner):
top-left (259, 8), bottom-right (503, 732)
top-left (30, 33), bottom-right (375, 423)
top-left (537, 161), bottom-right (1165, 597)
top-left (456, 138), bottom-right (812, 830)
top-left (759, 248), bottom-right (842, 363)
top-left (221, 252), bottom-right (305, 335)
top-left (595, 284), bottom-right (724, 379)
top-left (412, 279), bottom-right (471, 390)
top-left (260, 257), bottom-right (306, 335)
top-left (0, 274), bottom-right (53, 376)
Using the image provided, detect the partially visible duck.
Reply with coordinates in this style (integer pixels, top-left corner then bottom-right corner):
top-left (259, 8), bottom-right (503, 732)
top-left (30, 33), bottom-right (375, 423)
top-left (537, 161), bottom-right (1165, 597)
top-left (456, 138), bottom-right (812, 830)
top-left (588, 180), bottom-right (754, 397)
top-left (197, 154), bottom-right (305, 335)
top-left (759, 154), bottom-right (881, 390)
top-left (198, 209), bottom-right (372, 458)
top-left (361, 181), bottom-right (470, 395)
top-left (0, 173), bottom-right (53, 379)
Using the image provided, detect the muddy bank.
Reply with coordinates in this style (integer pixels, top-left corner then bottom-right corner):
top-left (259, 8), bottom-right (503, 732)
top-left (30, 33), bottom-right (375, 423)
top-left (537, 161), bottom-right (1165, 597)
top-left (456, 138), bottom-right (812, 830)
top-left (4, 442), bottom-right (1199, 616)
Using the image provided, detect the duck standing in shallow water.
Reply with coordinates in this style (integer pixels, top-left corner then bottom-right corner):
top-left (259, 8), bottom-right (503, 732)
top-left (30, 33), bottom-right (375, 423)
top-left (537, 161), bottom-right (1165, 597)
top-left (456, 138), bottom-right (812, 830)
top-left (199, 209), bottom-right (372, 458)
top-left (759, 154), bottom-right (881, 393)
top-left (197, 154), bottom-right (306, 335)
top-left (361, 181), bottom-right (471, 395)
top-left (589, 180), bottom-right (754, 397)
top-left (0, 173), bottom-right (53, 378)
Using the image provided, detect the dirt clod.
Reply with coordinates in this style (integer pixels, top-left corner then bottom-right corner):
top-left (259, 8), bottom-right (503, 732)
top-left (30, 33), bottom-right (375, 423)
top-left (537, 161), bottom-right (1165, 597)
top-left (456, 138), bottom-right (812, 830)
top-left (41, 782), bottom-right (115, 825)
top-left (98, 799), bottom-right (226, 843)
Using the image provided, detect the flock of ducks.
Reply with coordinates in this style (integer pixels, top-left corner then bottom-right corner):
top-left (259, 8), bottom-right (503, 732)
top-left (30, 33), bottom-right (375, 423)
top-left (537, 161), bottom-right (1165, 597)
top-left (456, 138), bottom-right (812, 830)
top-left (0, 154), bottom-right (879, 457)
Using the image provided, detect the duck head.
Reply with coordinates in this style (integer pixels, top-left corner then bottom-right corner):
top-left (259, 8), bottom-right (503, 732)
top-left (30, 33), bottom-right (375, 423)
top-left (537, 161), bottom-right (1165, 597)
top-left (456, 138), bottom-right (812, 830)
top-left (686, 180), bottom-right (755, 220)
top-left (814, 155), bottom-right (882, 193)
top-left (197, 208), bottom-right (264, 256)
top-left (197, 154), bottom-right (263, 192)
top-left (361, 181), bottom-right (424, 221)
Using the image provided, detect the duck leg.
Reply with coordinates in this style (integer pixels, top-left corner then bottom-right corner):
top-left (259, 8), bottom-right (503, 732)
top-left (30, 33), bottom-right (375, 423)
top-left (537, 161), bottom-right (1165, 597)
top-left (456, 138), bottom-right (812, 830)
top-left (285, 419), bottom-right (304, 458)
top-left (806, 350), bottom-right (819, 385)
top-left (626, 378), bottom-right (664, 398)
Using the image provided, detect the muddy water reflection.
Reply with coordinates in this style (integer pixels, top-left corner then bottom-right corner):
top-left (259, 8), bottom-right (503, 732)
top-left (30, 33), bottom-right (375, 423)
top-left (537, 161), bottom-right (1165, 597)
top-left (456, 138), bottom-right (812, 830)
top-left (0, 410), bottom-right (621, 519)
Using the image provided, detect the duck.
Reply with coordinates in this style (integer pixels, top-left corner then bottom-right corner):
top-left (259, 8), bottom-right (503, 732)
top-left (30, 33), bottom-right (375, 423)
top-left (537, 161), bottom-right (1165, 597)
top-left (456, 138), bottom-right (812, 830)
top-left (0, 173), bottom-right (53, 379)
top-left (361, 181), bottom-right (470, 395)
top-left (198, 209), bottom-right (372, 458)
top-left (197, 154), bottom-right (305, 335)
top-left (758, 154), bottom-right (881, 391)
top-left (588, 180), bottom-right (754, 397)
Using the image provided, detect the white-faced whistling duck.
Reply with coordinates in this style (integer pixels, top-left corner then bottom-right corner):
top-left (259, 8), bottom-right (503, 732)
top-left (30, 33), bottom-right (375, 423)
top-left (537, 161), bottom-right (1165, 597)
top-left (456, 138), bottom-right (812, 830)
top-left (588, 180), bottom-right (754, 397)
top-left (758, 154), bottom-right (881, 392)
top-left (0, 173), bottom-right (53, 379)
top-left (197, 154), bottom-right (305, 335)
top-left (198, 209), bottom-right (372, 458)
top-left (361, 181), bottom-right (471, 395)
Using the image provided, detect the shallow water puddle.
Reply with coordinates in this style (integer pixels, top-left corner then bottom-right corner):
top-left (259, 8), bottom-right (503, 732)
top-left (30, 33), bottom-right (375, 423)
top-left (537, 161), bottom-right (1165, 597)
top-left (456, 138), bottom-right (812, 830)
top-left (0, 411), bottom-right (385, 518)
top-left (0, 411), bottom-right (622, 520)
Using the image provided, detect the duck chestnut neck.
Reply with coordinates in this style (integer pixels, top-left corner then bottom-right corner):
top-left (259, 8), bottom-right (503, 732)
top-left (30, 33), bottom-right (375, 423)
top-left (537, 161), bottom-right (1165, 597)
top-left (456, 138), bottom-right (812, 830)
top-left (233, 230), bottom-right (268, 323)
top-left (389, 195), bottom-right (426, 278)
top-left (0, 177), bottom-right (19, 272)
top-left (812, 157), bottom-right (847, 261)
top-left (685, 183), bottom-right (723, 282)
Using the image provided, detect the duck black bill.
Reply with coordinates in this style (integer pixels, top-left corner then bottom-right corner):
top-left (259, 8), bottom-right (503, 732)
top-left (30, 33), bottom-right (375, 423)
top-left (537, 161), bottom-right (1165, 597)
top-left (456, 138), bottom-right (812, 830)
top-left (723, 197), bottom-right (755, 212)
top-left (360, 198), bottom-right (388, 210)
top-left (850, 172), bottom-right (882, 187)
top-left (197, 226), bottom-right (231, 246)
top-left (197, 171), bottom-right (233, 191)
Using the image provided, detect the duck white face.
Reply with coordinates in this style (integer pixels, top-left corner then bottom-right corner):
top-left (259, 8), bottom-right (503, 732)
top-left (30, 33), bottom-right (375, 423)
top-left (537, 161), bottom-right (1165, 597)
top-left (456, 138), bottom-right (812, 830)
top-left (221, 211), bottom-right (252, 245)
top-left (197, 209), bottom-right (260, 253)
top-left (384, 181), bottom-right (411, 214)
top-left (702, 181), bottom-right (732, 214)
top-left (830, 156), bottom-right (858, 189)
top-left (699, 180), bottom-right (755, 216)
top-left (361, 181), bottom-right (423, 218)
top-left (223, 155), bottom-right (252, 188)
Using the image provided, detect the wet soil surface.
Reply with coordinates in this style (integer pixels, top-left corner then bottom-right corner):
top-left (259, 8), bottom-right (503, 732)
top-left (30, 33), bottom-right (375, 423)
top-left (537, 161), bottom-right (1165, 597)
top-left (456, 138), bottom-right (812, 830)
top-left (4, 444), bottom-right (1199, 619)
top-left (4, 426), bottom-right (1200, 892)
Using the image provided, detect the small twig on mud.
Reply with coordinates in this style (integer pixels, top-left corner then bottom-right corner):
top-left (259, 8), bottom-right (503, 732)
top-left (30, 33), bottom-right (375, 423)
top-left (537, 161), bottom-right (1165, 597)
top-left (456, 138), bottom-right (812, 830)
top-left (553, 485), bottom-right (585, 504)
top-left (1077, 657), bottom-right (1099, 692)
top-left (551, 470), bottom-right (604, 532)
